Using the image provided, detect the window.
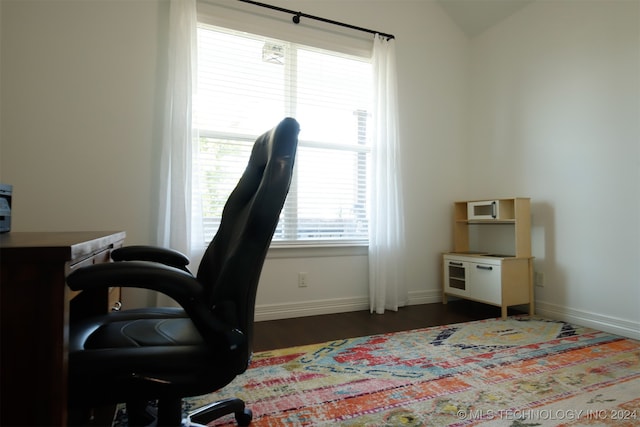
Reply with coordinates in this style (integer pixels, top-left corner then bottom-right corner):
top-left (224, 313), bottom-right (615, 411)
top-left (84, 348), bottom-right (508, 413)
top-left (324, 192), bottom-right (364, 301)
top-left (194, 24), bottom-right (373, 246)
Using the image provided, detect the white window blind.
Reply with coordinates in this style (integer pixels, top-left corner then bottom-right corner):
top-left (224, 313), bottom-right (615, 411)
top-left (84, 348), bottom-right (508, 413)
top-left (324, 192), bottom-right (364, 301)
top-left (194, 23), bottom-right (373, 246)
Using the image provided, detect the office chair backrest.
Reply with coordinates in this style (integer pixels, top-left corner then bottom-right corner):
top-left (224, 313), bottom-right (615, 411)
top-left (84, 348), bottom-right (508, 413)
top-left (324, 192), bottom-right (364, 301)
top-left (196, 118), bottom-right (299, 356)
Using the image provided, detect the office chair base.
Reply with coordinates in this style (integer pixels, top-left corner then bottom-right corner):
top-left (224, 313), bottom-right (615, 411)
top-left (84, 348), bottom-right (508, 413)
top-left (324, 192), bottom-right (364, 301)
top-left (187, 397), bottom-right (252, 427)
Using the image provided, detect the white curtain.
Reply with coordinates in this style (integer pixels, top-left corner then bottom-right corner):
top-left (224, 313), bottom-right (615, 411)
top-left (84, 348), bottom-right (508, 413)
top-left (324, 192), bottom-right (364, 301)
top-left (157, 0), bottom-right (197, 253)
top-left (369, 35), bottom-right (407, 314)
top-left (156, 0), bottom-right (198, 304)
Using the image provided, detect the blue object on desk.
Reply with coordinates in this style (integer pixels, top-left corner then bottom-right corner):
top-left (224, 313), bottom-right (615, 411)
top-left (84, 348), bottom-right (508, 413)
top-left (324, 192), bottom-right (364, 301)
top-left (0, 183), bottom-right (12, 233)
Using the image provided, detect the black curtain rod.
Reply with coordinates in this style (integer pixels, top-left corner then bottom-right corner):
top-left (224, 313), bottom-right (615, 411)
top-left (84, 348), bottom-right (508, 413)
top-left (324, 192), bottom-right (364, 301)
top-left (237, 0), bottom-right (395, 40)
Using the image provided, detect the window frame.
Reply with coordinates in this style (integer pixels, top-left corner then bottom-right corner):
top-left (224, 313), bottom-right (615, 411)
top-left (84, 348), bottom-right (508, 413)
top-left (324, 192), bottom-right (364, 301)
top-left (195, 8), bottom-right (374, 248)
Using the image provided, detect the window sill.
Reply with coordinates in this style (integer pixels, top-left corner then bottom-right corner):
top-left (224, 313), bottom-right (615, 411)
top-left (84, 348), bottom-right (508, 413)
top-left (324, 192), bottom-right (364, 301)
top-left (267, 242), bottom-right (368, 259)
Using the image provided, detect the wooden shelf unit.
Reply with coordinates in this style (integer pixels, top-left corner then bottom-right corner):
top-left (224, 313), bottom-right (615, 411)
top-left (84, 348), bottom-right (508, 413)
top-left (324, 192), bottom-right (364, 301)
top-left (444, 198), bottom-right (534, 318)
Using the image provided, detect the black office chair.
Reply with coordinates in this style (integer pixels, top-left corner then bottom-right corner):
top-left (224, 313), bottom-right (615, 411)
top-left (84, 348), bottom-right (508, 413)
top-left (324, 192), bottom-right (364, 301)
top-left (67, 118), bottom-right (299, 426)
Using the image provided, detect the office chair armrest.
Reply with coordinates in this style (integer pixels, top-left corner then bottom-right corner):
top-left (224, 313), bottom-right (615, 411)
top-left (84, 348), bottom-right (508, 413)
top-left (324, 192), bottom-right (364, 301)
top-left (67, 261), bottom-right (202, 310)
top-left (67, 261), bottom-right (244, 349)
top-left (111, 246), bottom-right (190, 271)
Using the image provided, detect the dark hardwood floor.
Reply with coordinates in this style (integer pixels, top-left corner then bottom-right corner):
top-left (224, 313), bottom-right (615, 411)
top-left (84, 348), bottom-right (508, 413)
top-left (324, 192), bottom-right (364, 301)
top-left (253, 300), bottom-right (517, 352)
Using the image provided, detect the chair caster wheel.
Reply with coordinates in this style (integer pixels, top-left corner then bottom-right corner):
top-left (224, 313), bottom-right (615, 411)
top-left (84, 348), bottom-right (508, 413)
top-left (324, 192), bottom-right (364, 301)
top-left (235, 408), bottom-right (252, 426)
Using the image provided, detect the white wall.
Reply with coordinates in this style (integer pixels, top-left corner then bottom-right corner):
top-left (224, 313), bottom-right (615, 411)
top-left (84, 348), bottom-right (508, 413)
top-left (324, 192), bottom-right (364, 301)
top-left (1, 0), bottom-right (163, 246)
top-left (0, 0), bottom-right (167, 307)
top-left (468, 0), bottom-right (640, 337)
top-left (0, 0), bottom-right (469, 314)
top-left (2, 0), bottom-right (637, 337)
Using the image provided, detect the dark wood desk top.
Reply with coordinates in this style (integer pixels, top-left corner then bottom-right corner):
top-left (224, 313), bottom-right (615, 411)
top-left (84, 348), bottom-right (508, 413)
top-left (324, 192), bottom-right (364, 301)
top-left (0, 230), bottom-right (126, 262)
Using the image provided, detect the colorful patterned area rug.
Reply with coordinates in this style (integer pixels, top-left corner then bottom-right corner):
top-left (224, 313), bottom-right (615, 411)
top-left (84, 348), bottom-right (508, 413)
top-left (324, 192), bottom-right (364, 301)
top-left (117, 317), bottom-right (640, 426)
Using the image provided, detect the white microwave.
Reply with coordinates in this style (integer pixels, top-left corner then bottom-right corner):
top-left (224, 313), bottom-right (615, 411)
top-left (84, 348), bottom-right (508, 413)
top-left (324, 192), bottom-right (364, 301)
top-left (467, 200), bottom-right (498, 220)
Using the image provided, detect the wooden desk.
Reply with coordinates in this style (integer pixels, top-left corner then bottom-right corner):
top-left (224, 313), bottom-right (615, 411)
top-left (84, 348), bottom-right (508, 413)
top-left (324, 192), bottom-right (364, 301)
top-left (0, 231), bottom-right (125, 426)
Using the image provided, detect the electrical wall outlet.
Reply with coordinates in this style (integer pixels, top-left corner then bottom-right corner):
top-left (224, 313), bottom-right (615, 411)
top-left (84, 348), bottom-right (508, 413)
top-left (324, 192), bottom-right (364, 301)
top-left (298, 272), bottom-right (308, 288)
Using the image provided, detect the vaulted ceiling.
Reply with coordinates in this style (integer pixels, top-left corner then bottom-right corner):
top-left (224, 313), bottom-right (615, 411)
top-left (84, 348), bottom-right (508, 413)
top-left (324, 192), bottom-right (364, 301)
top-left (436, 0), bottom-right (535, 37)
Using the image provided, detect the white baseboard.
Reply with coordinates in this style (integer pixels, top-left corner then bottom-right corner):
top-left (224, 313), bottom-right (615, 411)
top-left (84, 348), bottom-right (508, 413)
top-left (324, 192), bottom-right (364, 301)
top-left (407, 289), bottom-right (443, 305)
top-left (255, 289), bottom-right (444, 322)
top-left (536, 301), bottom-right (640, 340)
top-left (255, 297), bottom-right (370, 321)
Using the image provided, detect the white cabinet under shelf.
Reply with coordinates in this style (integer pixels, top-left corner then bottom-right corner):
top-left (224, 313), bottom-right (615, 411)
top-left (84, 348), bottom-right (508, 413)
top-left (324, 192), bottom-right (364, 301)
top-left (443, 198), bottom-right (534, 318)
